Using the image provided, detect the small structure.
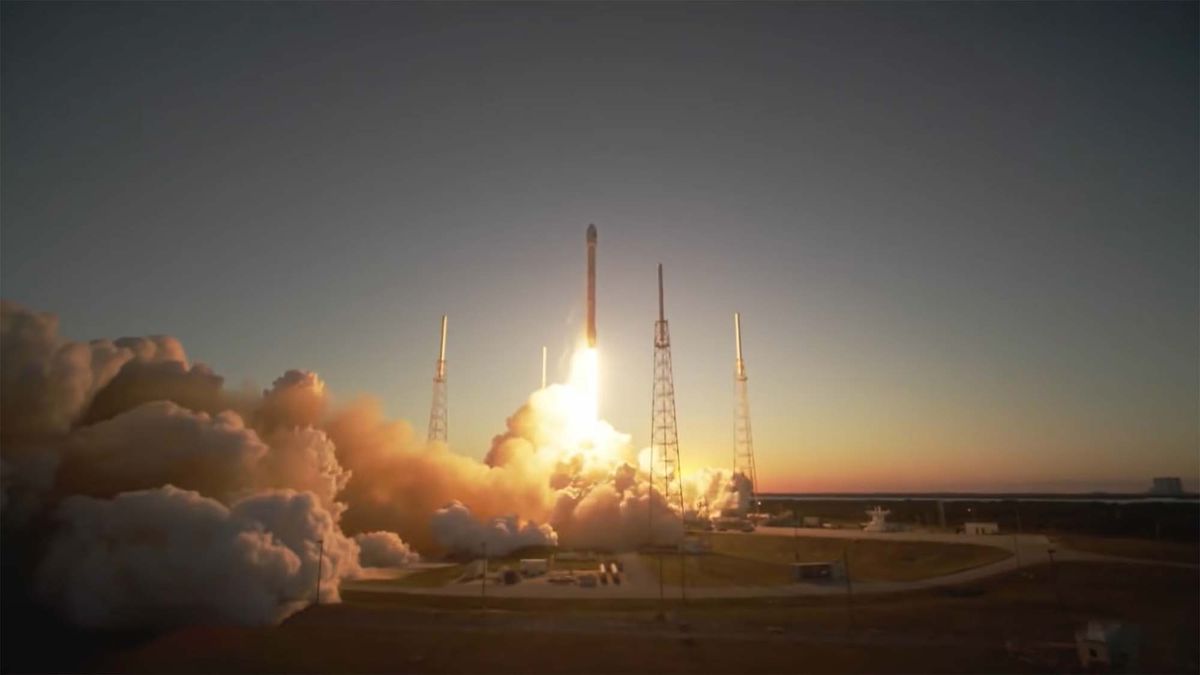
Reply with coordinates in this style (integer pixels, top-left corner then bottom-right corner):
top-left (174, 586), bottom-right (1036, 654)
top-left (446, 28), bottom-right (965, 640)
top-left (1075, 620), bottom-right (1139, 672)
top-left (501, 569), bottom-right (520, 585)
top-left (519, 558), bottom-right (548, 577)
top-left (714, 516), bottom-right (755, 532)
top-left (460, 559), bottom-right (487, 581)
top-left (1150, 477), bottom-right (1184, 496)
top-left (963, 521), bottom-right (1000, 535)
top-left (862, 507), bottom-right (897, 533)
top-left (790, 561), bottom-right (845, 583)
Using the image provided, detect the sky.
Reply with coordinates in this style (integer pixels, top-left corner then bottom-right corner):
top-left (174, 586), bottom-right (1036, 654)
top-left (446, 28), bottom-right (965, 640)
top-left (2, 2), bottom-right (1196, 493)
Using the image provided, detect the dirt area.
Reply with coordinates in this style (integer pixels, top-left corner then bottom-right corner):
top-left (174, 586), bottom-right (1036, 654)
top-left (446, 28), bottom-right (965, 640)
top-left (90, 562), bottom-right (1199, 674)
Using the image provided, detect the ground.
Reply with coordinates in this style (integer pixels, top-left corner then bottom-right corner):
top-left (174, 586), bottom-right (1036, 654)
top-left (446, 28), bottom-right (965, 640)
top-left (362, 531), bottom-right (1018, 596)
top-left (1054, 535), bottom-right (1199, 565)
top-left (6, 530), bottom-right (1197, 673)
top-left (701, 531), bottom-right (1013, 582)
top-left (94, 562), bottom-right (1199, 674)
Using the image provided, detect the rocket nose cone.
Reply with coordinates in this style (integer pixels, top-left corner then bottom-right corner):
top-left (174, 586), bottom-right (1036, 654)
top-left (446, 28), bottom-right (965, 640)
top-left (587, 224), bottom-right (597, 242)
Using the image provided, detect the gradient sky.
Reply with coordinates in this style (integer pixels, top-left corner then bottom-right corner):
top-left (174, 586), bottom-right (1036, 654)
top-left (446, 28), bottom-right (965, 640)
top-left (3, 2), bottom-right (1197, 492)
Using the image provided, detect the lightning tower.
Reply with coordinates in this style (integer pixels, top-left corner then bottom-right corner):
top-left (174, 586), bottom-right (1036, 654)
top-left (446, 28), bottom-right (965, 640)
top-left (650, 265), bottom-right (685, 533)
top-left (427, 315), bottom-right (448, 443)
top-left (732, 312), bottom-right (758, 514)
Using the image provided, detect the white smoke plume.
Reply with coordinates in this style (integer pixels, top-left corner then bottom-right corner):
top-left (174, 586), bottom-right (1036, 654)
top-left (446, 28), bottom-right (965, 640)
top-left (1, 302), bottom-right (376, 629)
top-left (1, 301), bottom-right (134, 440)
top-left (430, 500), bottom-right (557, 557)
top-left (0, 301), bottom-right (230, 443)
top-left (354, 531), bottom-right (419, 568)
top-left (35, 486), bottom-right (355, 629)
top-left (329, 399), bottom-right (554, 552)
top-left (2, 302), bottom-right (732, 632)
top-left (684, 466), bottom-right (754, 517)
top-left (54, 402), bottom-right (268, 504)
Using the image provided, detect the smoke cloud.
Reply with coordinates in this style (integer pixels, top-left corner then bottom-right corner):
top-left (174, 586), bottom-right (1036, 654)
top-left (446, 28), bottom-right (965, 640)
top-left (354, 531), bottom-right (419, 568)
top-left (2, 302), bottom-right (735, 632)
top-left (430, 500), bottom-right (557, 556)
top-left (36, 486), bottom-right (354, 629)
top-left (684, 466), bottom-right (754, 517)
top-left (1, 302), bottom-right (370, 629)
top-left (1, 301), bottom-right (135, 440)
top-left (328, 398), bottom-right (553, 553)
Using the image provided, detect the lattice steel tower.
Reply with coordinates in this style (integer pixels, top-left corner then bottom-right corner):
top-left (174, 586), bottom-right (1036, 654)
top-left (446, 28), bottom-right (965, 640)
top-left (733, 312), bottom-right (758, 514)
top-left (427, 315), bottom-right (448, 443)
top-left (650, 265), bottom-right (685, 537)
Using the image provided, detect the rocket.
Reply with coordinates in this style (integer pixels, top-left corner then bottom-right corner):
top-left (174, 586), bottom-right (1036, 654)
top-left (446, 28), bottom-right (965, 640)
top-left (734, 312), bottom-right (746, 380)
top-left (436, 314), bottom-right (447, 381)
top-left (586, 224), bottom-right (597, 347)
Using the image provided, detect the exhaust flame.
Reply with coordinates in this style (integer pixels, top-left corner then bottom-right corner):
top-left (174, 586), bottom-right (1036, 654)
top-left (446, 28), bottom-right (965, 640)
top-left (566, 345), bottom-right (600, 441)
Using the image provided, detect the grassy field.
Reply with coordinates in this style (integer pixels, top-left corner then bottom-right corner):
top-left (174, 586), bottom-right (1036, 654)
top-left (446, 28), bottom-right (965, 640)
top-left (639, 552), bottom-right (793, 587)
top-left (696, 532), bottom-right (1012, 582)
top-left (376, 535), bottom-right (1011, 590)
top-left (1057, 535), bottom-right (1200, 564)
top-left (88, 561), bottom-right (1199, 674)
top-left (381, 564), bottom-right (466, 588)
top-left (363, 554), bottom-right (606, 589)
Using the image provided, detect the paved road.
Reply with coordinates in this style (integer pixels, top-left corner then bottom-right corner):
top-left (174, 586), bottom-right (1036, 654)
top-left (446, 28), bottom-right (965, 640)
top-left (344, 527), bottom-right (1197, 600)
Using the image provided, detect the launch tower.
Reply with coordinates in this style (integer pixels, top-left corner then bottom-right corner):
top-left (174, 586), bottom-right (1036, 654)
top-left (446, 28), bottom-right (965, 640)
top-left (732, 312), bottom-right (758, 515)
top-left (650, 265), bottom-right (685, 532)
top-left (427, 315), bottom-right (448, 443)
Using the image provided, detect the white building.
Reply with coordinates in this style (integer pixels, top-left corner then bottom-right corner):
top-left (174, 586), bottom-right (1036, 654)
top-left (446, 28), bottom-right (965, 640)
top-left (862, 507), bottom-right (898, 532)
top-left (1150, 477), bottom-right (1184, 495)
top-left (1075, 620), bottom-right (1139, 671)
top-left (963, 521), bottom-right (1000, 535)
top-left (519, 559), bottom-right (548, 576)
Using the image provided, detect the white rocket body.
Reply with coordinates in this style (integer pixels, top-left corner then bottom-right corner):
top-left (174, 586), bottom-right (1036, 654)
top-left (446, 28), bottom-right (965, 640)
top-left (586, 224), bottom-right (597, 347)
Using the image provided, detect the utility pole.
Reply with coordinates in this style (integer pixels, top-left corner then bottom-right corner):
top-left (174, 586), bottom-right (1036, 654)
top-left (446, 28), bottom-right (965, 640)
top-left (793, 507), bottom-right (800, 562)
top-left (481, 541), bottom-right (488, 611)
top-left (842, 544), bottom-right (854, 631)
top-left (541, 345), bottom-right (547, 389)
top-left (314, 538), bottom-right (324, 606)
top-left (1013, 503), bottom-right (1023, 571)
top-left (658, 552), bottom-right (666, 621)
top-left (1047, 547), bottom-right (1062, 606)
